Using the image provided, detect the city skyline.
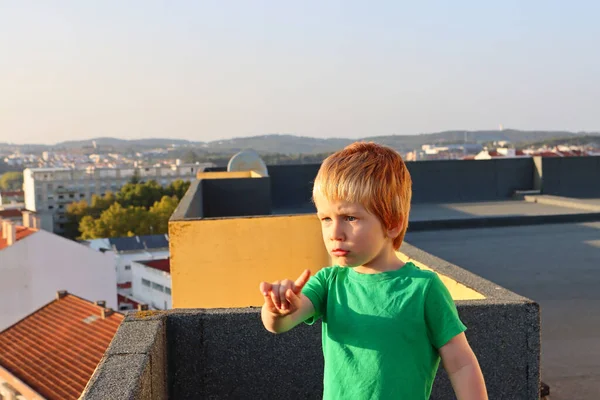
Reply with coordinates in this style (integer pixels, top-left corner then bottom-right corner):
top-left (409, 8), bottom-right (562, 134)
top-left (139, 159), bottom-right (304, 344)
top-left (1, 1), bottom-right (600, 145)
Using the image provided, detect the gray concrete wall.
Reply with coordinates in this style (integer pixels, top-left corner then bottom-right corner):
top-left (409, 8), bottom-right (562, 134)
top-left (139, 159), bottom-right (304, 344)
top-left (82, 243), bottom-right (540, 400)
top-left (407, 158), bottom-right (534, 203)
top-left (267, 164), bottom-right (321, 210)
top-left (201, 177), bottom-right (272, 218)
top-left (80, 314), bottom-right (168, 400)
top-left (539, 156), bottom-right (600, 198)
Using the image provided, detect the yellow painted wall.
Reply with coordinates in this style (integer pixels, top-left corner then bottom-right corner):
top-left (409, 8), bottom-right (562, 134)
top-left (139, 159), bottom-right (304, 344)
top-left (396, 252), bottom-right (485, 300)
top-left (196, 171), bottom-right (254, 180)
top-left (169, 214), bottom-right (484, 308)
top-left (170, 214), bottom-right (329, 308)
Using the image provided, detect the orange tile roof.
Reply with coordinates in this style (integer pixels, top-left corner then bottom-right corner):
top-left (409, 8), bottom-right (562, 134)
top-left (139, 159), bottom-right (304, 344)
top-left (0, 293), bottom-right (124, 400)
top-left (0, 225), bottom-right (37, 250)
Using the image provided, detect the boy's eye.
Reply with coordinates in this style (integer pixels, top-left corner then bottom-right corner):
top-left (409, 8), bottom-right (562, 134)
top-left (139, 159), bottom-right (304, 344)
top-left (321, 217), bottom-right (331, 222)
top-left (346, 216), bottom-right (357, 222)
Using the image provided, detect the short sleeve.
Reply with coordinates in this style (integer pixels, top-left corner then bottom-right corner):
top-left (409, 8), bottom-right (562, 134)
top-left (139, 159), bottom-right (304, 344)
top-left (424, 274), bottom-right (467, 349)
top-left (301, 267), bottom-right (332, 325)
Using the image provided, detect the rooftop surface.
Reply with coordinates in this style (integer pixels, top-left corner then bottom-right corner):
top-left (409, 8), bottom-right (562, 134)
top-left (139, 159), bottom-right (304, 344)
top-left (405, 221), bottom-right (600, 400)
top-left (108, 234), bottom-right (169, 252)
top-left (410, 200), bottom-right (592, 221)
top-left (0, 293), bottom-right (123, 400)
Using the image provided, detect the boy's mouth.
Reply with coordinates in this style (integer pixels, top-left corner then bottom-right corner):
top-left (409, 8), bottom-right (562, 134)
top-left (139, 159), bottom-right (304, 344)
top-left (332, 249), bottom-right (349, 257)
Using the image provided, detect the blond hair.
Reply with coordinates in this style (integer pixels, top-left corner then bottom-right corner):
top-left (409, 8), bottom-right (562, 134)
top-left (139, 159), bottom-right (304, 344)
top-left (313, 142), bottom-right (412, 249)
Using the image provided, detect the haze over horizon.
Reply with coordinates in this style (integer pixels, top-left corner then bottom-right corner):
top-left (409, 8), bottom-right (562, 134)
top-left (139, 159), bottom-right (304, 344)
top-left (1, 1), bottom-right (599, 145)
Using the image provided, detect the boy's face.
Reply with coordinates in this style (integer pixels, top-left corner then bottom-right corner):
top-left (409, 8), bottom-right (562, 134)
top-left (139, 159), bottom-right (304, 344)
top-left (314, 195), bottom-right (396, 269)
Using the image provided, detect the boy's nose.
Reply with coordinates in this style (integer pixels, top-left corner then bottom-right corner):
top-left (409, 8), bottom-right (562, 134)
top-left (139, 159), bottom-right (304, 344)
top-left (329, 223), bottom-right (344, 241)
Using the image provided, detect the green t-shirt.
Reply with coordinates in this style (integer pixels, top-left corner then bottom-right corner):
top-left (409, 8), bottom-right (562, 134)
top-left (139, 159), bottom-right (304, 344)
top-left (302, 262), bottom-right (466, 400)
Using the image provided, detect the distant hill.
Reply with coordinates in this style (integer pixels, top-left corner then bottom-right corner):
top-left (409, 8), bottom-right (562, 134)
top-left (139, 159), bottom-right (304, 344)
top-left (521, 134), bottom-right (600, 148)
top-left (201, 130), bottom-right (595, 154)
top-left (53, 137), bottom-right (199, 149)
top-left (3, 130), bottom-right (599, 154)
top-left (203, 134), bottom-right (352, 154)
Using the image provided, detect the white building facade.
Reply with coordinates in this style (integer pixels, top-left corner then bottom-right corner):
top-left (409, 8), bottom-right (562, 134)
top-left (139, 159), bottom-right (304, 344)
top-left (85, 235), bottom-right (169, 310)
top-left (131, 259), bottom-right (172, 310)
top-left (0, 225), bottom-right (117, 331)
top-left (23, 165), bottom-right (199, 234)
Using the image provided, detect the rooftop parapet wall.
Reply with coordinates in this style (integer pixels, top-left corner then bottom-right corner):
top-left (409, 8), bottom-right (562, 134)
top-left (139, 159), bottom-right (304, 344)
top-left (535, 155), bottom-right (600, 198)
top-left (407, 158), bottom-right (534, 203)
top-left (81, 243), bottom-right (540, 400)
top-left (172, 172), bottom-right (271, 219)
top-left (208, 158), bottom-right (535, 207)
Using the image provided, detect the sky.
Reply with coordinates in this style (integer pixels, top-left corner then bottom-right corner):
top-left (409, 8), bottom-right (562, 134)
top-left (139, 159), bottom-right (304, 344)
top-left (1, 1), bottom-right (599, 145)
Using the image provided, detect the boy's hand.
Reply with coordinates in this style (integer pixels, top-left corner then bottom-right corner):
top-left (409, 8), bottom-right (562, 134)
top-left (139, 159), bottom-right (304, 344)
top-left (259, 269), bottom-right (311, 315)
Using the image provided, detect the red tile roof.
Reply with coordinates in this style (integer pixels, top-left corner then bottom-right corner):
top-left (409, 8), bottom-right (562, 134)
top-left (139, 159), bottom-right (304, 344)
top-left (0, 293), bottom-right (123, 400)
top-left (0, 209), bottom-right (23, 218)
top-left (0, 225), bottom-right (37, 250)
top-left (0, 190), bottom-right (24, 197)
top-left (140, 258), bottom-right (170, 273)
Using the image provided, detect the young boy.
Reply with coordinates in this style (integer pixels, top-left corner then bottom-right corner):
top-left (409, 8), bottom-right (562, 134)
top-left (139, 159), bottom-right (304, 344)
top-left (259, 142), bottom-right (487, 399)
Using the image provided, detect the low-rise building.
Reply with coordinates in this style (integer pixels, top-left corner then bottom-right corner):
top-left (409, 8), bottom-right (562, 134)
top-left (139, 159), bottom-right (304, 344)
top-left (0, 218), bottom-right (117, 331)
top-left (130, 258), bottom-right (172, 310)
top-left (85, 234), bottom-right (169, 311)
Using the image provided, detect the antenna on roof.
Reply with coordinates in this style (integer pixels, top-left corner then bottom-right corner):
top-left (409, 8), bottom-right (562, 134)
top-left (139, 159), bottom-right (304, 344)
top-left (227, 149), bottom-right (269, 177)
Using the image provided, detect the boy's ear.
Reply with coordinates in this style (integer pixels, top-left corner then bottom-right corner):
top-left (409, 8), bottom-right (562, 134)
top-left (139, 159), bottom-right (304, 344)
top-left (385, 219), bottom-right (402, 239)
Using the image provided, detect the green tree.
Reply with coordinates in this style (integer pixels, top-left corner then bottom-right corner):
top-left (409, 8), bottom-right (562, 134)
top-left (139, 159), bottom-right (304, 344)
top-left (148, 195), bottom-right (180, 233)
top-left (130, 169), bottom-right (141, 184)
top-left (79, 203), bottom-right (154, 239)
top-left (117, 180), bottom-right (164, 208)
top-left (0, 172), bottom-right (23, 191)
top-left (68, 181), bottom-right (187, 240)
top-left (165, 179), bottom-right (191, 200)
top-left (64, 192), bottom-right (117, 239)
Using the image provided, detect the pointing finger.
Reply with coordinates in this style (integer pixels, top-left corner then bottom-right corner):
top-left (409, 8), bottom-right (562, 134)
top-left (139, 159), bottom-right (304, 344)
top-left (293, 269), bottom-right (311, 292)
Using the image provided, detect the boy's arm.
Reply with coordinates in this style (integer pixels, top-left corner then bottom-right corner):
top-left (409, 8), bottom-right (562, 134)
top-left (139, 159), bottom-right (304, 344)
top-left (439, 333), bottom-right (488, 400)
top-left (259, 269), bottom-right (316, 334)
top-left (261, 293), bottom-right (315, 333)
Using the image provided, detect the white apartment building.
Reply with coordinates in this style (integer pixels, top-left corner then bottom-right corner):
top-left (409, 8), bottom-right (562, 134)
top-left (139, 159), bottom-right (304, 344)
top-left (23, 164), bottom-right (200, 234)
top-left (85, 234), bottom-right (169, 310)
top-left (0, 218), bottom-right (117, 332)
top-left (130, 258), bottom-right (172, 310)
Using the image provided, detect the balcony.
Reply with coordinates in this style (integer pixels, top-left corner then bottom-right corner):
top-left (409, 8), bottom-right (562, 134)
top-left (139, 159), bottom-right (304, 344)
top-left (81, 167), bottom-right (542, 399)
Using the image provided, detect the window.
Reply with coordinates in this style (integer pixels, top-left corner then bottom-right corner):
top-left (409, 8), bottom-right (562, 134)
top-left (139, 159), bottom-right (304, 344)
top-left (124, 265), bottom-right (131, 270)
top-left (58, 204), bottom-right (64, 209)
top-left (69, 194), bottom-right (74, 199)
top-left (47, 184), bottom-right (53, 190)
top-left (48, 205), bottom-right (54, 210)
top-left (165, 287), bottom-right (171, 295)
top-left (80, 193), bottom-right (85, 198)
top-left (58, 195), bottom-right (64, 199)
top-left (142, 278), bottom-right (151, 287)
top-left (152, 282), bottom-right (164, 292)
